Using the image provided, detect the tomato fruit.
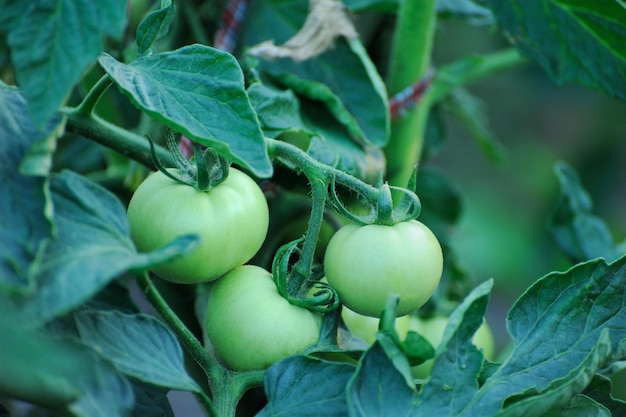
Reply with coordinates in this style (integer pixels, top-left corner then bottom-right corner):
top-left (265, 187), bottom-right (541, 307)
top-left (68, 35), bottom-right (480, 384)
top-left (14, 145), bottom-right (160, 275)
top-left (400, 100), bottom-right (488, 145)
top-left (324, 220), bottom-right (443, 317)
top-left (204, 265), bottom-right (321, 371)
top-left (341, 306), bottom-right (410, 345)
top-left (127, 168), bottom-right (269, 284)
top-left (410, 315), bottom-right (495, 378)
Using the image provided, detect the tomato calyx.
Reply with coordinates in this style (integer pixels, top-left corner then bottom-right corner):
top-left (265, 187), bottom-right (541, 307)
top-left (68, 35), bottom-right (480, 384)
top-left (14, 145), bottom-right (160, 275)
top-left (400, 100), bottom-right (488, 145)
top-left (147, 130), bottom-right (230, 191)
top-left (326, 167), bottom-right (421, 226)
top-left (272, 239), bottom-right (339, 313)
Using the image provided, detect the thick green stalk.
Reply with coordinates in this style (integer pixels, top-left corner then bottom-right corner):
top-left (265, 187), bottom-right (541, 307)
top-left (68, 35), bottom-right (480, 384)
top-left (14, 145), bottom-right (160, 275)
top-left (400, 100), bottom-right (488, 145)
top-left (385, 0), bottom-right (438, 187)
top-left (136, 273), bottom-right (218, 417)
top-left (64, 109), bottom-right (175, 169)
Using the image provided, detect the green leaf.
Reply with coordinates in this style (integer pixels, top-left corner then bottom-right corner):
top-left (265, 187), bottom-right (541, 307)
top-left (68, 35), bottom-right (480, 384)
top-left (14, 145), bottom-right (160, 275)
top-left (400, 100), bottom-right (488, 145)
top-left (247, 81), bottom-right (307, 138)
top-left (347, 342), bottom-right (416, 416)
top-left (0, 85), bottom-right (60, 293)
top-left (443, 88), bottom-right (505, 162)
top-left (0, 318), bottom-right (133, 417)
top-left (136, 0), bottom-right (175, 56)
top-left (0, 170), bottom-right (199, 328)
top-left (2, 0), bottom-right (127, 125)
top-left (75, 310), bottom-right (202, 392)
top-left (484, 0), bottom-right (626, 100)
top-left (239, 0), bottom-right (389, 148)
top-left (542, 395), bottom-right (611, 417)
top-left (414, 280), bottom-right (493, 415)
top-left (303, 102), bottom-right (386, 184)
top-left (583, 375), bottom-right (626, 416)
top-left (549, 161), bottom-right (622, 263)
top-left (256, 356), bottom-right (355, 417)
top-left (131, 383), bottom-right (175, 417)
top-left (464, 257), bottom-right (626, 416)
top-left (99, 45), bottom-right (272, 177)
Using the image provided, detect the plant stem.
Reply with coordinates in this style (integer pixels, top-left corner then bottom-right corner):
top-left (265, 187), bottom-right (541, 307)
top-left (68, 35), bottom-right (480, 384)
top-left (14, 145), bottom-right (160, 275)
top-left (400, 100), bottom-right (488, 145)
top-left (266, 138), bottom-right (379, 201)
top-left (136, 273), bottom-right (218, 417)
top-left (63, 109), bottom-right (175, 169)
top-left (210, 371), bottom-right (265, 417)
top-left (73, 74), bottom-right (114, 117)
top-left (385, 0), bottom-right (438, 187)
top-left (289, 178), bottom-right (327, 296)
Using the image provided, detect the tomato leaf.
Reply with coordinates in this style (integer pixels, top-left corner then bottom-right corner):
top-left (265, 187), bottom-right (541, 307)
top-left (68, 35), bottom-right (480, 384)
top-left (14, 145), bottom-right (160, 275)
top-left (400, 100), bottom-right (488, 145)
top-left (0, 170), bottom-right (199, 328)
top-left (0, 0), bottom-right (126, 126)
top-left (483, 0), bottom-right (626, 100)
top-left (136, 0), bottom-right (175, 56)
top-left (256, 356), bottom-right (355, 417)
top-left (542, 395), bottom-right (611, 417)
top-left (0, 85), bottom-right (61, 293)
top-left (463, 257), bottom-right (626, 416)
top-left (413, 280), bottom-right (492, 415)
top-left (99, 45), bottom-right (272, 177)
top-left (131, 383), bottom-right (175, 417)
top-left (238, 0), bottom-right (389, 147)
top-left (549, 161), bottom-right (622, 263)
top-left (583, 375), bottom-right (626, 416)
top-left (442, 88), bottom-right (505, 162)
top-left (0, 318), bottom-right (134, 417)
top-left (247, 81), bottom-right (307, 138)
top-left (75, 310), bottom-right (202, 392)
top-left (347, 342), bottom-right (416, 416)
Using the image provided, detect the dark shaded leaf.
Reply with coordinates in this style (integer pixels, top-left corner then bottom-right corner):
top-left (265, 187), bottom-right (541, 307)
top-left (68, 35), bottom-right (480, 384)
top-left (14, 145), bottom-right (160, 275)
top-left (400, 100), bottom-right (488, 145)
top-left (75, 310), bottom-right (201, 392)
top-left (256, 356), bottom-right (355, 417)
top-left (2, 0), bottom-right (127, 125)
top-left (1, 170), bottom-right (199, 328)
top-left (0, 318), bottom-right (133, 417)
top-left (463, 257), bottom-right (626, 416)
top-left (549, 161), bottom-right (622, 262)
top-left (131, 383), bottom-right (175, 417)
top-left (484, 0), bottom-right (626, 100)
top-left (0, 85), bottom-right (61, 293)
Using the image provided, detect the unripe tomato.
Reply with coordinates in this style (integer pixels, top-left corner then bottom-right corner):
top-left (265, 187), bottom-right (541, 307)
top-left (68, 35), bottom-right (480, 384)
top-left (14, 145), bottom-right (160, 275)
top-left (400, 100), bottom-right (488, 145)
top-left (324, 220), bottom-right (443, 317)
top-left (410, 315), bottom-right (495, 378)
top-left (127, 168), bottom-right (269, 284)
top-left (341, 306), bottom-right (410, 345)
top-left (204, 265), bottom-right (321, 371)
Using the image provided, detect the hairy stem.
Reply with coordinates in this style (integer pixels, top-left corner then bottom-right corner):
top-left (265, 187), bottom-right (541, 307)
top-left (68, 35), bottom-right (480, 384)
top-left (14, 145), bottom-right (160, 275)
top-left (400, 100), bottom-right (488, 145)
top-left (136, 273), bottom-right (218, 417)
top-left (289, 178), bottom-right (328, 296)
top-left (63, 109), bottom-right (174, 169)
top-left (73, 74), bottom-right (113, 117)
top-left (385, 0), bottom-right (438, 187)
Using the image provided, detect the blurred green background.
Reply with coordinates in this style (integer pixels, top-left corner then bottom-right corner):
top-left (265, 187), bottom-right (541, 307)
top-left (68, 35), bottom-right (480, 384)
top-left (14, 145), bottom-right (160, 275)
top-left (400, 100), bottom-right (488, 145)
top-left (428, 18), bottom-right (626, 364)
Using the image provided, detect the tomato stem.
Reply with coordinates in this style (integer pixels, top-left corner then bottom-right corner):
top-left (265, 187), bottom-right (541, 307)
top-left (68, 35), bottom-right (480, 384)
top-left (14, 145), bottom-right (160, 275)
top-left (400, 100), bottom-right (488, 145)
top-left (290, 178), bottom-right (327, 296)
top-left (64, 108), bottom-right (174, 169)
top-left (73, 74), bottom-right (113, 117)
top-left (384, 0), bottom-right (438, 187)
top-left (136, 272), bottom-right (219, 417)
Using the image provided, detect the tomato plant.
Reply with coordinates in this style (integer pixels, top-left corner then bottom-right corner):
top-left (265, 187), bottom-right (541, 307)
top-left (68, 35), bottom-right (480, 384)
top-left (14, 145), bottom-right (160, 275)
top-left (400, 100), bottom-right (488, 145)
top-left (2, 0), bottom-right (626, 416)
top-left (127, 167), bottom-right (269, 284)
top-left (325, 220), bottom-right (443, 317)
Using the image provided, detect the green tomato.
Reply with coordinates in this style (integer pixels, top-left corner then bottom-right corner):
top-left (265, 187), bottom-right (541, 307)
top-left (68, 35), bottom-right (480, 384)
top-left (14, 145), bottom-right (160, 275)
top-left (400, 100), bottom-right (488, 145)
top-left (324, 220), bottom-right (443, 317)
top-left (341, 306), bottom-right (411, 345)
top-left (204, 265), bottom-right (322, 371)
top-left (127, 168), bottom-right (269, 284)
top-left (410, 315), bottom-right (495, 378)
